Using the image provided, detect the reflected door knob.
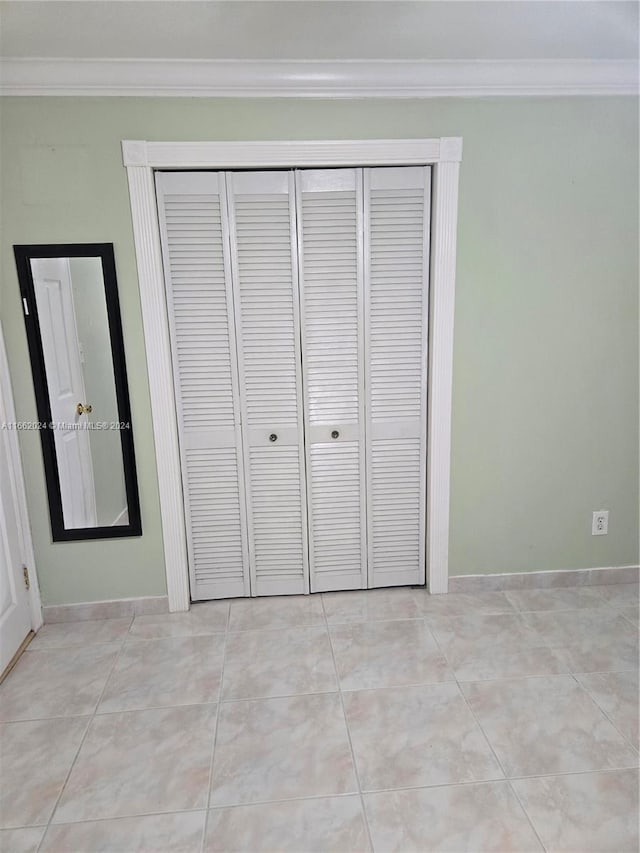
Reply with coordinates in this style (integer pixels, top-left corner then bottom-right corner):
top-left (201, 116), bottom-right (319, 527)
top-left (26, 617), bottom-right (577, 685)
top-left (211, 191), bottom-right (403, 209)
top-left (76, 403), bottom-right (93, 416)
top-left (331, 430), bottom-right (339, 439)
top-left (269, 433), bottom-right (278, 442)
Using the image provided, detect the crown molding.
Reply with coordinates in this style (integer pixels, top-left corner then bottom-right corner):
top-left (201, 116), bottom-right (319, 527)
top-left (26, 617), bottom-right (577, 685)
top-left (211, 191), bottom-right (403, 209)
top-left (0, 58), bottom-right (637, 98)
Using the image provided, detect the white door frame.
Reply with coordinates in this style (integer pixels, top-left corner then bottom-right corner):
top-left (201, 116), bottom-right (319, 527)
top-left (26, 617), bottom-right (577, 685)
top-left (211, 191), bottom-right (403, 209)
top-left (122, 137), bottom-right (462, 612)
top-left (0, 322), bottom-right (43, 632)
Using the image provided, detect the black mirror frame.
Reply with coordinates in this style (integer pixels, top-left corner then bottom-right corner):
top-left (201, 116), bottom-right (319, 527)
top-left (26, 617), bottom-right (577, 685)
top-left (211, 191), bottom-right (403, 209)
top-left (13, 243), bottom-right (142, 541)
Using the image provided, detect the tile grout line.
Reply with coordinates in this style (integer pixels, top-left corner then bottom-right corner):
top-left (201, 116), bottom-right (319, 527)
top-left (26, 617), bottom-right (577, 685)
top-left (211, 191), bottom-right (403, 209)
top-left (122, 632), bottom-right (227, 643)
top-left (200, 601), bottom-right (231, 852)
top-left (570, 675), bottom-right (640, 759)
top-left (321, 594), bottom-right (376, 853)
top-left (9, 761), bottom-right (639, 834)
top-left (481, 603), bottom-right (634, 682)
top-left (506, 778), bottom-right (549, 852)
top-left (423, 616), bottom-right (550, 853)
top-left (619, 611), bottom-right (640, 629)
top-left (24, 639), bottom-right (132, 652)
top-left (33, 616), bottom-right (135, 853)
top-left (350, 762), bottom-right (640, 793)
top-left (528, 606), bottom-right (640, 695)
top-left (457, 680), bottom-right (550, 852)
top-left (423, 617), bottom-right (508, 780)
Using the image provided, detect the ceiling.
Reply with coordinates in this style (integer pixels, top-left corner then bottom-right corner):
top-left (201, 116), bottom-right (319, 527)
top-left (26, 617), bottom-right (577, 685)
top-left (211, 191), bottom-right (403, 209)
top-left (1, 0), bottom-right (638, 62)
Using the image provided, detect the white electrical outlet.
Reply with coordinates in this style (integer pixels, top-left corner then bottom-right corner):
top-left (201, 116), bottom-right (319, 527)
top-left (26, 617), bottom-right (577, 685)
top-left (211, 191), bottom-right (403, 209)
top-left (592, 511), bottom-right (609, 536)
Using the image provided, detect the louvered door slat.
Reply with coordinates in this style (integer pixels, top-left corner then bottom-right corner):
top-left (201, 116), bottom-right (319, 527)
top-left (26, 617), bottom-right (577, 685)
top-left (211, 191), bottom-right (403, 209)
top-left (227, 171), bottom-right (308, 596)
top-left (156, 172), bottom-right (250, 600)
top-left (297, 169), bottom-right (367, 592)
top-left (365, 167), bottom-right (431, 588)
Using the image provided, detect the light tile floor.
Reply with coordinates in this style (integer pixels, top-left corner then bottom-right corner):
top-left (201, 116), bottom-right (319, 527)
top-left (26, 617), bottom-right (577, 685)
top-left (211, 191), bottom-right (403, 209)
top-left (0, 582), bottom-right (638, 852)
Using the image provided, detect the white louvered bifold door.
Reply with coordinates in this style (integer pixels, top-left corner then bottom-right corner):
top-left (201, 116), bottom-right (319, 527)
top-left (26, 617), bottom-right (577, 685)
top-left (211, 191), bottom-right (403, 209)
top-left (296, 169), bottom-right (367, 592)
top-left (226, 171), bottom-right (309, 596)
top-left (156, 172), bottom-right (250, 600)
top-left (364, 167), bottom-right (431, 588)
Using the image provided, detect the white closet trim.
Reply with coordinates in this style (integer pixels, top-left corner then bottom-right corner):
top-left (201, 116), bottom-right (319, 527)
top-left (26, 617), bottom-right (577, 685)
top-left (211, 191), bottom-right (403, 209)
top-left (123, 137), bottom-right (462, 610)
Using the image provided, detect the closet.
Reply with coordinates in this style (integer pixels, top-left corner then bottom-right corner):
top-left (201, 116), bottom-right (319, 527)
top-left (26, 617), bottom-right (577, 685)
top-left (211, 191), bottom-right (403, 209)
top-left (156, 166), bottom-right (430, 600)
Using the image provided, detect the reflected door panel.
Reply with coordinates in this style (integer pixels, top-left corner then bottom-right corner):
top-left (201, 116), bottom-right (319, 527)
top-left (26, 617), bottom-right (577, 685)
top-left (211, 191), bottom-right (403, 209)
top-left (31, 258), bottom-right (97, 529)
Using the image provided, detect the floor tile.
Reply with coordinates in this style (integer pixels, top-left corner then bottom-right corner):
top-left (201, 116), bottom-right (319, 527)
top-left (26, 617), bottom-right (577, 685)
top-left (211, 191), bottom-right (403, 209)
top-left (413, 590), bottom-right (516, 617)
top-left (461, 675), bottom-right (639, 777)
top-left (513, 769), bottom-right (639, 853)
top-left (0, 826), bottom-right (46, 853)
top-left (228, 595), bottom-right (325, 631)
top-left (41, 811), bottom-right (206, 852)
top-left (99, 635), bottom-right (224, 712)
top-left (364, 782), bottom-right (542, 852)
top-left (343, 683), bottom-right (502, 791)
top-left (129, 601), bottom-right (229, 639)
top-left (455, 645), bottom-right (569, 682)
top-left (0, 716), bottom-right (89, 828)
top-left (210, 693), bottom-right (357, 806)
top-left (0, 645), bottom-right (120, 721)
top-left (428, 611), bottom-right (566, 681)
top-left (595, 583), bottom-right (640, 608)
top-left (322, 589), bottom-right (423, 623)
top-left (222, 625), bottom-right (336, 700)
top-left (5, 586), bottom-right (639, 846)
top-left (29, 618), bottom-right (132, 650)
top-left (554, 635), bottom-right (639, 675)
top-left (53, 704), bottom-right (216, 823)
top-left (505, 586), bottom-right (605, 612)
top-left (521, 609), bottom-right (639, 673)
top-left (204, 797), bottom-right (370, 852)
top-left (329, 619), bottom-right (453, 689)
top-left (619, 606), bottom-right (640, 628)
top-left (576, 669), bottom-right (639, 749)
top-left (521, 607), bottom-right (638, 645)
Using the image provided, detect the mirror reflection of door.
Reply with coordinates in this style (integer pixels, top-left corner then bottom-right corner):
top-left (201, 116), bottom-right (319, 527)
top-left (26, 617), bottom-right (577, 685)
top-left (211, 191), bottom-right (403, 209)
top-left (31, 258), bottom-right (96, 528)
top-left (30, 257), bottom-right (128, 530)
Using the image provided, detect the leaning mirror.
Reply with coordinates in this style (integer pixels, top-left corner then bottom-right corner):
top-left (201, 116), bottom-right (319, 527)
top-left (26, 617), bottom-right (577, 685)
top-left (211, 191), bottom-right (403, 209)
top-left (13, 243), bottom-right (142, 540)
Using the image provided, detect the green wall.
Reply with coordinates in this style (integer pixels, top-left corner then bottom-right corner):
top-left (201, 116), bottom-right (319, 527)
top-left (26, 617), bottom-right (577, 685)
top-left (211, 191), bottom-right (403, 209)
top-left (0, 97), bottom-right (637, 605)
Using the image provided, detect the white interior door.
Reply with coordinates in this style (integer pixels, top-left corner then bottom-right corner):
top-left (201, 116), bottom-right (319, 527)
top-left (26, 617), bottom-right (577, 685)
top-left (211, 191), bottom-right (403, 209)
top-left (0, 335), bottom-right (34, 673)
top-left (31, 258), bottom-right (96, 529)
top-left (226, 170), bottom-right (309, 596)
top-left (0, 437), bottom-right (32, 674)
top-left (156, 171), bottom-right (251, 600)
top-left (364, 166), bottom-right (431, 587)
top-left (297, 169), bottom-right (367, 592)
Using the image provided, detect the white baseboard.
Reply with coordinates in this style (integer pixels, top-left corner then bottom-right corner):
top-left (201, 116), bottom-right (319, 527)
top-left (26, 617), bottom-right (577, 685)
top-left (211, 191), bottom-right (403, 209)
top-left (43, 595), bottom-right (168, 624)
top-left (40, 565), bottom-right (639, 621)
top-left (448, 565), bottom-right (639, 593)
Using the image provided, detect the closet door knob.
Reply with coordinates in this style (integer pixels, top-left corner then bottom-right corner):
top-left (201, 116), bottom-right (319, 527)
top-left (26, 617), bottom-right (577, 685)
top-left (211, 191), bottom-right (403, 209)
top-left (269, 433), bottom-right (278, 442)
top-left (331, 430), bottom-right (339, 439)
